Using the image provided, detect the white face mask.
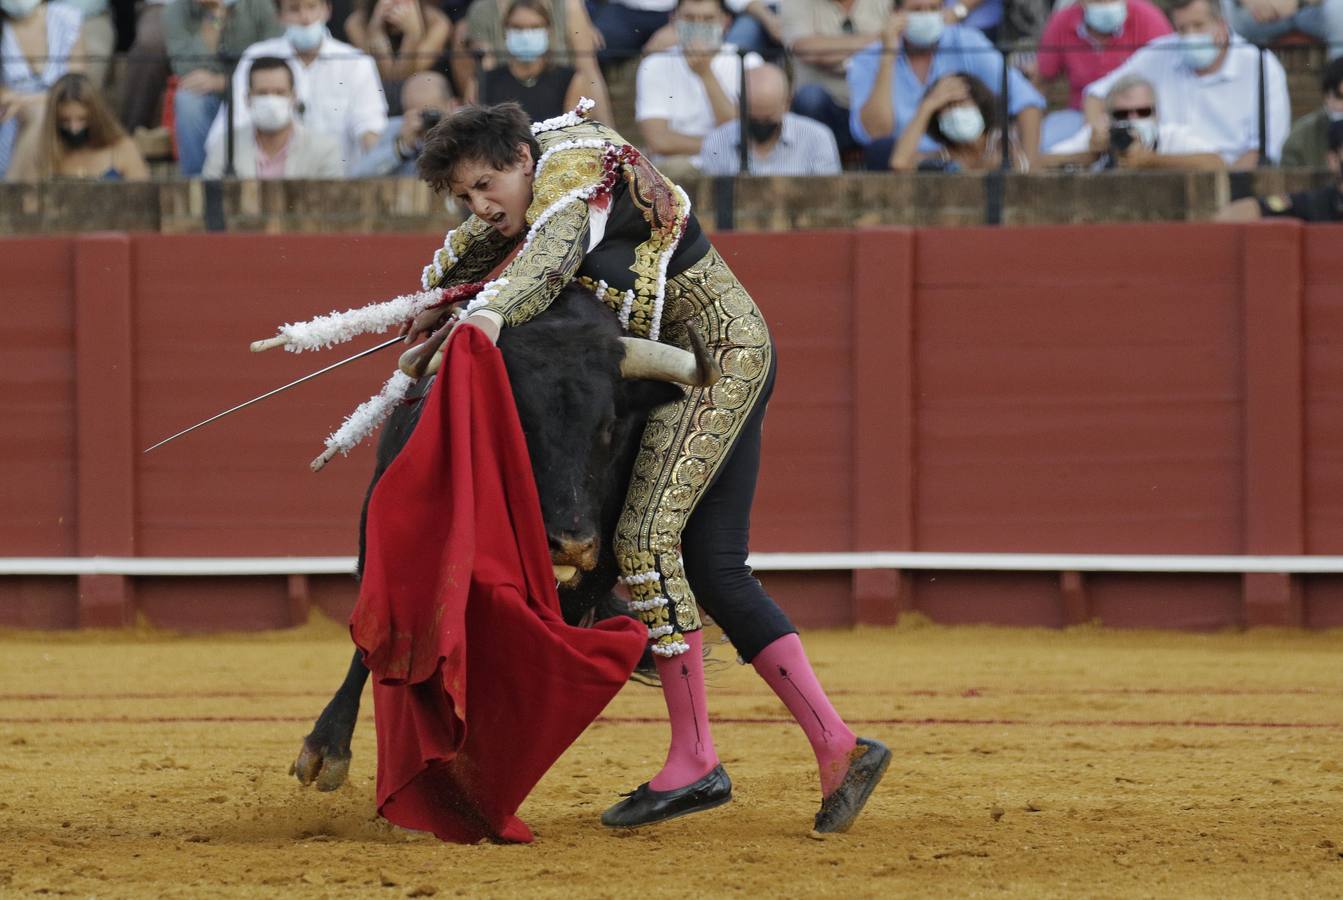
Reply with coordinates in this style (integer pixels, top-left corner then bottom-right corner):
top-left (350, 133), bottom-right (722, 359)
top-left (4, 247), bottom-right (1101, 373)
top-left (903, 11), bottom-right (945, 47)
top-left (286, 19), bottom-right (326, 52)
top-left (1129, 116), bottom-right (1158, 148)
top-left (1180, 31), bottom-right (1220, 71)
top-left (938, 104), bottom-right (985, 144)
top-left (1083, 0), bottom-right (1127, 34)
top-left (0, 0), bottom-right (42, 19)
top-left (250, 94), bottom-right (293, 132)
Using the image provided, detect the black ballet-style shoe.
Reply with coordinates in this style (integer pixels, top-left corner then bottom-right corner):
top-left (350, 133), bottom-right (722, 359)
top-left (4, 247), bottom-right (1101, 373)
top-left (813, 737), bottom-right (891, 834)
top-left (600, 764), bottom-right (733, 828)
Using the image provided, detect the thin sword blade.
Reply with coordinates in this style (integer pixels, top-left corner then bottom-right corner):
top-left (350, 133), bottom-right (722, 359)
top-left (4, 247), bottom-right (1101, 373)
top-left (142, 336), bottom-right (406, 454)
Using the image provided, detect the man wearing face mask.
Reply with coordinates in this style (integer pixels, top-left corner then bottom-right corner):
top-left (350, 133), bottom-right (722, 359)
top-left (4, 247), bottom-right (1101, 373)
top-left (202, 55), bottom-right (343, 177)
top-left (205, 0), bottom-right (387, 172)
top-left (699, 62), bottom-right (841, 174)
top-left (1281, 57), bottom-right (1343, 167)
top-left (1043, 74), bottom-right (1225, 170)
top-left (165, 0), bottom-right (282, 176)
top-left (351, 70), bottom-right (455, 177)
top-left (1082, 0), bottom-right (1289, 169)
top-left (1032, 0), bottom-right (1173, 150)
top-left (847, 0), bottom-right (1044, 170)
top-left (635, 0), bottom-right (762, 176)
top-left (1216, 119), bottom-right (1343, 221)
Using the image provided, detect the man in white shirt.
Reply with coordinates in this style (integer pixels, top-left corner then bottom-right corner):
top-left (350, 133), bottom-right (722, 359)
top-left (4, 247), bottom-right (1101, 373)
top-left (1082, 0), bottom-right (1289, 168)
top-left (206, 0), bottom-right (387, 172)
top-left (635, 0), bottom-right (762, 174)
top-left (1046, 74), bottom-right (1226, 170)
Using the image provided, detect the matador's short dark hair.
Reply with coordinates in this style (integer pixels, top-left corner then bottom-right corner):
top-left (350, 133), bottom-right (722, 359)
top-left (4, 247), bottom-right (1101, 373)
top-left (418, 102), bottom-right (543, 192)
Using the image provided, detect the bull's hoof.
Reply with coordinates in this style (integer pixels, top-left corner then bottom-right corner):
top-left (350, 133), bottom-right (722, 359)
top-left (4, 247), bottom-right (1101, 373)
top-left (291, 740), bottom-right (352, 791)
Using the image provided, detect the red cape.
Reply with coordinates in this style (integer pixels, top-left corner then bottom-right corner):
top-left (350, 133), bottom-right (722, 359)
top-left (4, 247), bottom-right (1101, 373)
top-left (350, 325), bottom-right (647, 843)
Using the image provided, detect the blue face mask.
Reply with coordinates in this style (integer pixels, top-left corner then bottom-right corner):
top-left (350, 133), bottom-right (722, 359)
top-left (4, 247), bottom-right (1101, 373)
top-left (287, 20), bottom-right (326, 52)
top-left (904, 11), bottom-right (945, 48)
top-left (1180, 31), bottom-right (1220, 71)
top-left (505, 27), bottom-right (549, 60)
top-left (1083, 0), bottom-right (1127, 34)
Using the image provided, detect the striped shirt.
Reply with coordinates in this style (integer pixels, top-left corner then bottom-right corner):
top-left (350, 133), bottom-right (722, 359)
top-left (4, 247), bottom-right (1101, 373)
top-left (699, 112), bottom-right (842, 176)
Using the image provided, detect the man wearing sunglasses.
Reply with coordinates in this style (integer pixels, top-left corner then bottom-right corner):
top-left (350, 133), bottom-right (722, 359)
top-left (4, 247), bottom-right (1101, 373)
top-left (1043, 73), bottom-right (1225, 170)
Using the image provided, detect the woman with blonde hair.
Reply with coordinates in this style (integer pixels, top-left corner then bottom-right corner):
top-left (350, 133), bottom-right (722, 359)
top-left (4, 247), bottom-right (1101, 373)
top-left (7, 72), bottom-right (147, 181)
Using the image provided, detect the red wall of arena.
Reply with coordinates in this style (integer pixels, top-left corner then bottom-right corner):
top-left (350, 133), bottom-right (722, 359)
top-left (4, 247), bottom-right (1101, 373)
top-left (3, 224), bottom-right (1342, 632)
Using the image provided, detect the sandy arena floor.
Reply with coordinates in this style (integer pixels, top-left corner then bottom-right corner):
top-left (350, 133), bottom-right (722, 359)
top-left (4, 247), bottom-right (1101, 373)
top-left (1, 617), bottom-right (1341, 898)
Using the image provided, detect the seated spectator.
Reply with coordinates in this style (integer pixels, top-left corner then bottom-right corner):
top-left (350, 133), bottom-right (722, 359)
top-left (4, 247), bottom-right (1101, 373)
top-left (779, 0), bottom-right (890, 154)
top-left (1216, 120), bottom-right (1343, 220)
top-left (848, 0), bottom-right (1044, 170)
top-left (1281, 57), bottom-right (1343, 167)
top-left (641, 0), bottom-right (783, 57)
top-left (634, 0), bottom-right (761, 175)
top-left (941, 0), bottom-right (1002, 42)
top-left (0, 0), bottom-right (85, 179)
top-left (887, 72), bottom-right (1029, 171)
top-left (56, 0), bottom-right (114, 87)
top-left (1083, 0), bottom-right (1289, 168)
top-left (207, 0), bottom-right (387, 169)
top-left (120, 0), bottom-right (174, 133)
top-left (344, 0), bottom-right (451, 88)
top-left (166, 0), bottom-right (282, 177)
top-left (1032, 0), bottom-right (1173, 149)
top-left (450, 0), bottom-right (599, 105)
top-left (351, 69), bottom-right (455, 176)
top-left (592, 0), bottom-right (674, 62)
top-left (203, 55), bottom-right (344, 177)
top-left (6, 72), bottom-right (148, 180)
top-left (1044, 74), bottom-right (1225, 169)
top-left (699, 62), bottom-right (841, 173)
top-left (1223, 0), bottom-right (1342, 63)
top-left (477, 0), bottom-right (610, 121)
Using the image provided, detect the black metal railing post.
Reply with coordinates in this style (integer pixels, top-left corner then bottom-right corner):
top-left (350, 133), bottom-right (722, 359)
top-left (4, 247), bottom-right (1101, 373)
top-left (737, 47), bottom-right (750, 176)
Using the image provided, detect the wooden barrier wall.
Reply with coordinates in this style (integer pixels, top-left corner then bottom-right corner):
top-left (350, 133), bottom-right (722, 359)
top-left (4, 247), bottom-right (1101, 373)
top-left (3, 223), bottom-right (1342, 631)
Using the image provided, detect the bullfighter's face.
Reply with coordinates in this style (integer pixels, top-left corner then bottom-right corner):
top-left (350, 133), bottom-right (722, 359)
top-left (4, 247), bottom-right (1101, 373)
top-left (448, 143), bottom-right (536, 239)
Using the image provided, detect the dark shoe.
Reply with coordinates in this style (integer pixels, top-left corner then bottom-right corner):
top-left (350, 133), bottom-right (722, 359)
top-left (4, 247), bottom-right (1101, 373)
top-left (813, 737), bottom-right (891, 833)
top-left (600, 764), bottom-right (732, 828)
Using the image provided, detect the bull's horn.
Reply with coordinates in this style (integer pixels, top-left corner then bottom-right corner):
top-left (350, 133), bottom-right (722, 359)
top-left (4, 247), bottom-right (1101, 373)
top-left (250, 335), bottom-right (288, 352)
top-left (553, 564), bottom-right (577, 582)
top-left (619, 328), bottom-right (721, 387)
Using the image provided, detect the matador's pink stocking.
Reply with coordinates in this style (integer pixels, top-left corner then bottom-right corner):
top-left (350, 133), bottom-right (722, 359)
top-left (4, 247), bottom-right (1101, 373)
top-left (648, 630), bottom-right (719, 791)
top-left (752, 633), bottom-right (859, 797)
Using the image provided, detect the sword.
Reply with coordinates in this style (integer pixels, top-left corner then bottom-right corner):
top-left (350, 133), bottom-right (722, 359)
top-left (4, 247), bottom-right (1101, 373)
top-left (142, 336), bottom-right (406, 454)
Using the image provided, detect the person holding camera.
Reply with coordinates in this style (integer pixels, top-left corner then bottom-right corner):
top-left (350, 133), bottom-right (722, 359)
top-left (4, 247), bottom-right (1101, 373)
top-left (350, 70), bottom-right (455, 177)
top-left (1043, 74), bottom-right (1225, 171)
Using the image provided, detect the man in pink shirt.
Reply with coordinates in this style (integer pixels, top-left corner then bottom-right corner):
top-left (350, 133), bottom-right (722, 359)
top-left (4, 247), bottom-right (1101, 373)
top-left (1034, 0), bottom-right (1172, 147)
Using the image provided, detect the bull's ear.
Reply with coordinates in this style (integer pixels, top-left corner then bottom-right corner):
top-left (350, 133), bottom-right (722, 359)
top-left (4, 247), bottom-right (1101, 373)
top-left (619, 380), bottom-right (684, 415)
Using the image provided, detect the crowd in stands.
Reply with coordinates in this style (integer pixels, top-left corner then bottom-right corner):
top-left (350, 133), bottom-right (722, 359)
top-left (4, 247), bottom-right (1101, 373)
top-left (0, 0), bottom-right (1341, 187)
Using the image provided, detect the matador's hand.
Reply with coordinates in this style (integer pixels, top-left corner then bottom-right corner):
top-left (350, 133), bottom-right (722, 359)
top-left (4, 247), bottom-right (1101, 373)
top-left (400, 305), bottom-right (452, 344)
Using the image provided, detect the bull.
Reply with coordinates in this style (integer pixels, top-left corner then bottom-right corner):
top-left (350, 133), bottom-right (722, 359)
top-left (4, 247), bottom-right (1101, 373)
top-left (291, 285), bottom-right (716, 790)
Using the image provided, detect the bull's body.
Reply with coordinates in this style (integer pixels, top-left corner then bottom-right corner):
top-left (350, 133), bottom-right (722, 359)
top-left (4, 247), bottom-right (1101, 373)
top-left (293, 288), bottom-right (679, 790)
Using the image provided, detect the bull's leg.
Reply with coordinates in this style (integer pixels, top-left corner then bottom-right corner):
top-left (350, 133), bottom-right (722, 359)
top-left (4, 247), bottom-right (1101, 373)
top-left (291, 648), bottom-right (369, 791)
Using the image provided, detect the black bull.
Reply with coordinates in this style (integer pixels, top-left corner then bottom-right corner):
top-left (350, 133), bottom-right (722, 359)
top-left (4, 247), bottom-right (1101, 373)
top-left (291, 287), bottom-right (685, 790)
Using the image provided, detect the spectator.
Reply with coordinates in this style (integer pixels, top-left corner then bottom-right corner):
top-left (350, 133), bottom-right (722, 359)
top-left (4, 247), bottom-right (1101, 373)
top-left (207, 0), bottom-right (387, 169)
top-left (1083, 0), bottom-right (1289, 168)
top-left (779, 0), bottom-right (890, 154)
top-left (0, 0), bottom-right (85, 179)
top-left (1223, 0), bottom-right (1343, 63)
top-left (119, 0), bottom-right (174, 133)
top-left (1281, 56), bottom-right (1343, 167)
top-left (56, 0), bottom-right (114, 87)
top-left (1216, 120), bottom-right (1343, 220)
top-left (351, 69), bottom-right (453, 175)
top-left (699, 61), bottom-right (841, 173)
top-left (166, 0), bottom-right (282, 176)
top-left (344, 0), bottom-right (450, 87)
top-left (1032, 0), bottom-right (1173, 149)
top-left (941, 0), bottom-right (1001, 42)
top-left (848, 0), bottom-right (1044, 170)
top-left (203, 54), bottom-right (344, 176)
top-left (450, 0), bottom-right (599, 105)
top-left (591, 0), bottom-right (673, 62)
top-left (634, 0), bottom-right (761, 175)
top-left (886, 71), bottom-right (1029, 170)
top-left (642, 0), bottom-right (783, 57)
top-left (1044, 73), bottom-right (1225, 169)
top-left (6, 72), bottom-right (148, 179)
top-left (477, 0), bottom-right (610, 121)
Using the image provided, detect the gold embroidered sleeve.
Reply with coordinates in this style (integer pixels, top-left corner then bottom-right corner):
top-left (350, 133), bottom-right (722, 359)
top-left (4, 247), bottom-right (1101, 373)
top-left (421, 215), bottom-right (520, 290)
top-left (478, 200), bottom-right (590, 328)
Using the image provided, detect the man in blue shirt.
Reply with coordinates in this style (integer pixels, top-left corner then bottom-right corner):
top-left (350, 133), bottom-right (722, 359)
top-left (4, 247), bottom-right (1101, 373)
top-left (846, 0), bottom-right (1043, 170)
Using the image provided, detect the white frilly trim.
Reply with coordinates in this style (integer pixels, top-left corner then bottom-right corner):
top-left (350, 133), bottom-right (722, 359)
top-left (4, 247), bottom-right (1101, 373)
top-left (620, 571), bottom-right (660, 586)
top-left (463, 278), bottom-right (509, 316)
top-left (629, 596), bottom-right (669, 612)
top-left (648, 625), bottom-right (675, 639)
top-left (320, 370), bottom-right (414, 459)
top-left (650, 640), bottom-right (691, 657)
top-left (421, 226), bottom-right (463, 289)
top-left (275, 288), bottom-right (444, 353)
top-left (648, 185), bottom-right (693, 343)
top-left (530, 97), bottom-right (595, 134)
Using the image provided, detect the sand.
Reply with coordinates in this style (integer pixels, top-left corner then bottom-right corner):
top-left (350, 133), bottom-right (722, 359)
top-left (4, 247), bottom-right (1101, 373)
top-left (1, 617), bottom-right (1341, 898)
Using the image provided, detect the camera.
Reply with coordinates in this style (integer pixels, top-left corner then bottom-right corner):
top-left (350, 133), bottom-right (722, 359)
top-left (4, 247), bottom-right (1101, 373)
top-left (1108, 122), bottom-right (1134, 153)
top-left (420, 109), bottom-right (442, 133)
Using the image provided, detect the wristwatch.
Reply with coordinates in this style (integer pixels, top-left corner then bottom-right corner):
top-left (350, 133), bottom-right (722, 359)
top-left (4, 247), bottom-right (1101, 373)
top-left (952, 3), bottom-right (969, 21)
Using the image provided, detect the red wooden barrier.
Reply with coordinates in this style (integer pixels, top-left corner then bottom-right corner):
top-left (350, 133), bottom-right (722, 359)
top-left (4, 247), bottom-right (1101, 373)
top-left (3, 223), bottom-right (1342, 631)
